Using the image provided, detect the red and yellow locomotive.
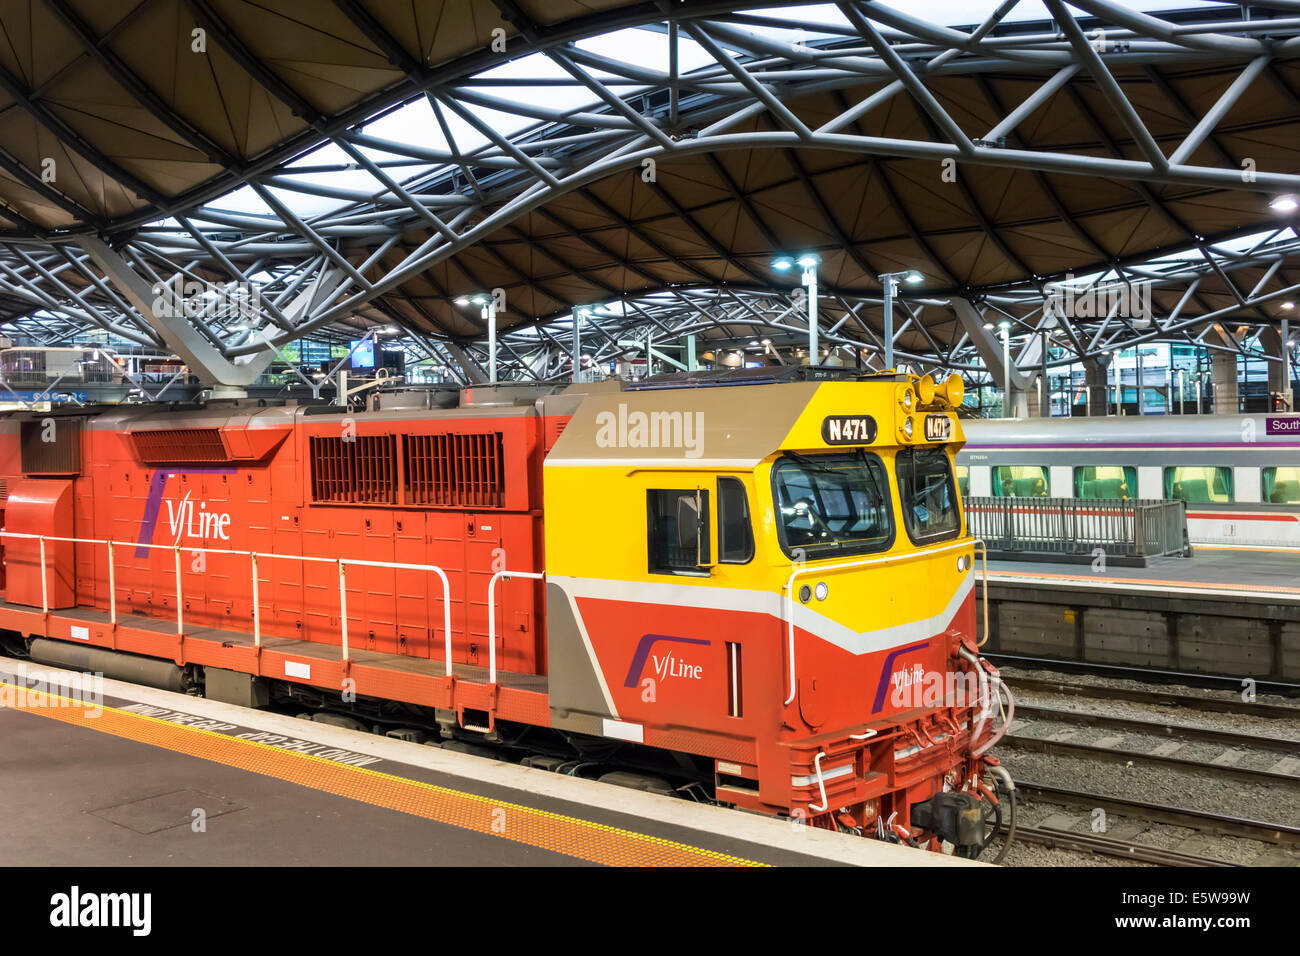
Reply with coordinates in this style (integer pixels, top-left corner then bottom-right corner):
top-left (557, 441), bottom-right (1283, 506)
top-left (0, 368), bottom-right (1012, 856)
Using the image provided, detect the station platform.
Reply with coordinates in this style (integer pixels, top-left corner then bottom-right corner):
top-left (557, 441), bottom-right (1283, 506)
top-left (0, 657), bottom-right (975, 868)
top-left (979, 548), bottom-right (1300, 682)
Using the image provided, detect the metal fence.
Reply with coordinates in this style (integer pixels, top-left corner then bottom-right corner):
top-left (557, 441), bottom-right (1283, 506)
top-left (962, 497), bottom-right (1189, 558)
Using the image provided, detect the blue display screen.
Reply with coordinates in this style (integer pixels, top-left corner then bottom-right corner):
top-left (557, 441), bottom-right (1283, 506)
top-left (349, 339), bottom-right (376, 369)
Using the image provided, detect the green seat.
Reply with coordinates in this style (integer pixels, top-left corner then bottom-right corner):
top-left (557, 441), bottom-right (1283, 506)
top-left (1174, 479), bottom-right (1210, 502)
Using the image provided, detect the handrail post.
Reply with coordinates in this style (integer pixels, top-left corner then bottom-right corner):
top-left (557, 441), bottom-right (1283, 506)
top-left (39, 535), bottom-right (48, 613)
top-left (488, 571), bottom-right (505, 684)
top-left (486, 568), bottom-right (543, 685)
top-left (431, 567), bottom-right (452, 679)
top-left (338, 559), bottom-right (349, 662)
top-left (107, 540), bottom-right (116, 626)
top-left (251, 552), bottom-right (261, 648)
top-left (174, 545), bottom-right (183, 636)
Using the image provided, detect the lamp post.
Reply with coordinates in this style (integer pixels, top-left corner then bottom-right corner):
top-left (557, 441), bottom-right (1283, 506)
top-left (773, 253), bottom-right (823, 364)
top-left (456, 292), bottom-right (497, 383)
top-left (998, 321), bottom-right (1012, 417)
top-left (571, 305), bottom-right (593, 383)
top-left (880, 270), bottom-right (923, 371)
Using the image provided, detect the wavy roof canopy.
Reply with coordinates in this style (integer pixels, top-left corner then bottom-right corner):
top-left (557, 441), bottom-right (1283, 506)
top-left (0, 0), bottom-right (1296, 383)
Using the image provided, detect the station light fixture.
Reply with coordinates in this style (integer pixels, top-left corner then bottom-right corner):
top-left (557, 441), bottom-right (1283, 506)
top-left (1269, 195), bottom-right (1299, 213)
top-left (880, 270), bottom-right (924, 370)
top-left (771, 253), bottom-right (823, 364)
top-left (456, 292), bottom-right (499, 382)
top-left (1283, 301), bottom-right (1295, 310)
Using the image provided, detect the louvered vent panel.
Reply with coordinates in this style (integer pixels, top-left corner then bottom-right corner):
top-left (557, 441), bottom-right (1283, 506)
top-left (310, 435), bottom-right (397, 504)
top-left (131, 428), bottom-right (228, 463)
top-left (0, 477), bottom-right (8, 499)
top-left (21, 419), bottom-right (81, 474)
top-left (404, 432), bottom-right (505, 508)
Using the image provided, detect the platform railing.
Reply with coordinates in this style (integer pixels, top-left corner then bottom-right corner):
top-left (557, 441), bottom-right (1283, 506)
top-left (0, 530), bottom-right (455, 675)
top-left (961, 497), bottom-right (1189, 558)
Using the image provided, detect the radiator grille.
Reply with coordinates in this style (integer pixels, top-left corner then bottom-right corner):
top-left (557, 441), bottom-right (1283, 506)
top-left (404, 432), bottom-right (505, 508)
top-left (131, 428), bottom-right (228, 463)
top-left (20, 418), bottom-right (81, 474)
top-left (310, 435), bottom-right (398, 504)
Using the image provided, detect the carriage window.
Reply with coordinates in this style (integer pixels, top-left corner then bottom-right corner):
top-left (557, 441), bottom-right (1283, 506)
top-left (771, 452), bottom-right (892, 558)
top-left (897, 447), bottom-right (961, 543)
top-left (1164, 466), bottom-right (1233, 503)
top-left (1263, 467), bottom-right (1300, 504)
top-left (1074, 465), bottom-right (1136, 500)
top-left (955, 465), bottom-right (969, 497)
top-left (647, 489), bottom-right (710, 574)
top-left (717, 477), bottom-right (754, 564)
top-left (991, 465), bottom-right (1050, 498)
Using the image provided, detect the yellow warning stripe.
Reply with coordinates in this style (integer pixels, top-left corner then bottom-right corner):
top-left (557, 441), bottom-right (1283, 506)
top-left (1, 684), bottom-right (764, 867)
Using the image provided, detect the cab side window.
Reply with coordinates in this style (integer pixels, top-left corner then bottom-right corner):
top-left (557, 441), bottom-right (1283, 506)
top-left (647, 489), bottom-right (710, 574)
top-left (717, 477), bottom-right (754, 564)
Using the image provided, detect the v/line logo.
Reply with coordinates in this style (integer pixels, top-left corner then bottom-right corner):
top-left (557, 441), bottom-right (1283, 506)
top-left (623, 634), bottom-right (711, 688)
top-left (135, 467), bottom-right (236, 558)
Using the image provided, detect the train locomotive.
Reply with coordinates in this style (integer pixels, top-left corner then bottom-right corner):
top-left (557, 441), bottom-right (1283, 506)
top-left (0, 367), bottom-right (1014, 857)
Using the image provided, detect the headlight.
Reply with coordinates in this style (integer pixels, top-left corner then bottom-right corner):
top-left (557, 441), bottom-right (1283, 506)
top-left (815, 582), bottom-right (828, 601)
top-left (902, 417), bottom-right (914, 439)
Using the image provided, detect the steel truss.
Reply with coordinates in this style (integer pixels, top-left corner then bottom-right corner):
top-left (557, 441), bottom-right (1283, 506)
top-left (0, 0), bottom-right (1297, 385)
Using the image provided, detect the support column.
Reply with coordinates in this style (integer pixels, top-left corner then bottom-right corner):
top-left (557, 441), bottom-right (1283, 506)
top-left (1211, 351), bottom-right (1240, 414)
top-left (1261, 325), bottom-right (1287, 408)
top-left (1204, 326), bottom-right (1240, 414)
top-left (1005, 386), bottom-right (1030, 418)
top-left (1083, 355), bottom-right (1111, 415)
top-left (1023, 375), bottom-right (1049, 417)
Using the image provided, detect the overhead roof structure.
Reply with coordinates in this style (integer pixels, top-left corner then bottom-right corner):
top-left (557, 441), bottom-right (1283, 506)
top-left (0, 0), bottom-right (1297, 385)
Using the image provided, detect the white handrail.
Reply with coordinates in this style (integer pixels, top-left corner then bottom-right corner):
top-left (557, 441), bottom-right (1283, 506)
top-left (107, 540), bottom-right (116, 626)
top-left (782, 538), bottom-right (976, 706)
top-left (338, 560), bottom-right (349, 661)
top-left (250, 552), bottom-right (260, 646)
top-left (486, 568), bottom-right (545, 684)
top-left (809, 750), bottom-right (829, 813)
top-left (38, 536), bottom-right (47, 613)
top-left (0, 530), bottom-right (453, 671)
top-left (173, 545), bottom-right (183, 636)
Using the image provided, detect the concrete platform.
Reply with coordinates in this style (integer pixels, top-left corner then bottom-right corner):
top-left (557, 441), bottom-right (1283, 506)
top-left (0, 657), bottom-right (977, 868)
top-left (979, 547), bottom-right (1300, 681)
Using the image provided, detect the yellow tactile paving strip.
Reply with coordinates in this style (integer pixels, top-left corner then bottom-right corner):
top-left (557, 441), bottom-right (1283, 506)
top-left (1, 684), bottom-right (764, 867)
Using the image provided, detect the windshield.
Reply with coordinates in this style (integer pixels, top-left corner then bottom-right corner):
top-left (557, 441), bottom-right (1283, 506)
top-left (896, 447), bottom-right (961, 543)
top-left (772, 452), bottom-right (892, 557)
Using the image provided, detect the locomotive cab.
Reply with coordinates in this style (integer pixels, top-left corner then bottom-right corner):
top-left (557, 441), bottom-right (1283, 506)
top-left (543, 371), bottom-right (1008, 853)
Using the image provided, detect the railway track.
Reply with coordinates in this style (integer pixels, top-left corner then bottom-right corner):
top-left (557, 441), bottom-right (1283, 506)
top-left (1010, 825), bottom-right (1241, 867)
top-left (1004, 674), bottom-right (1300, 720)
top-left (1010, 780), bottom-right (1300, 866)
top-left (998, 700), bottom-right (1300, 790)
